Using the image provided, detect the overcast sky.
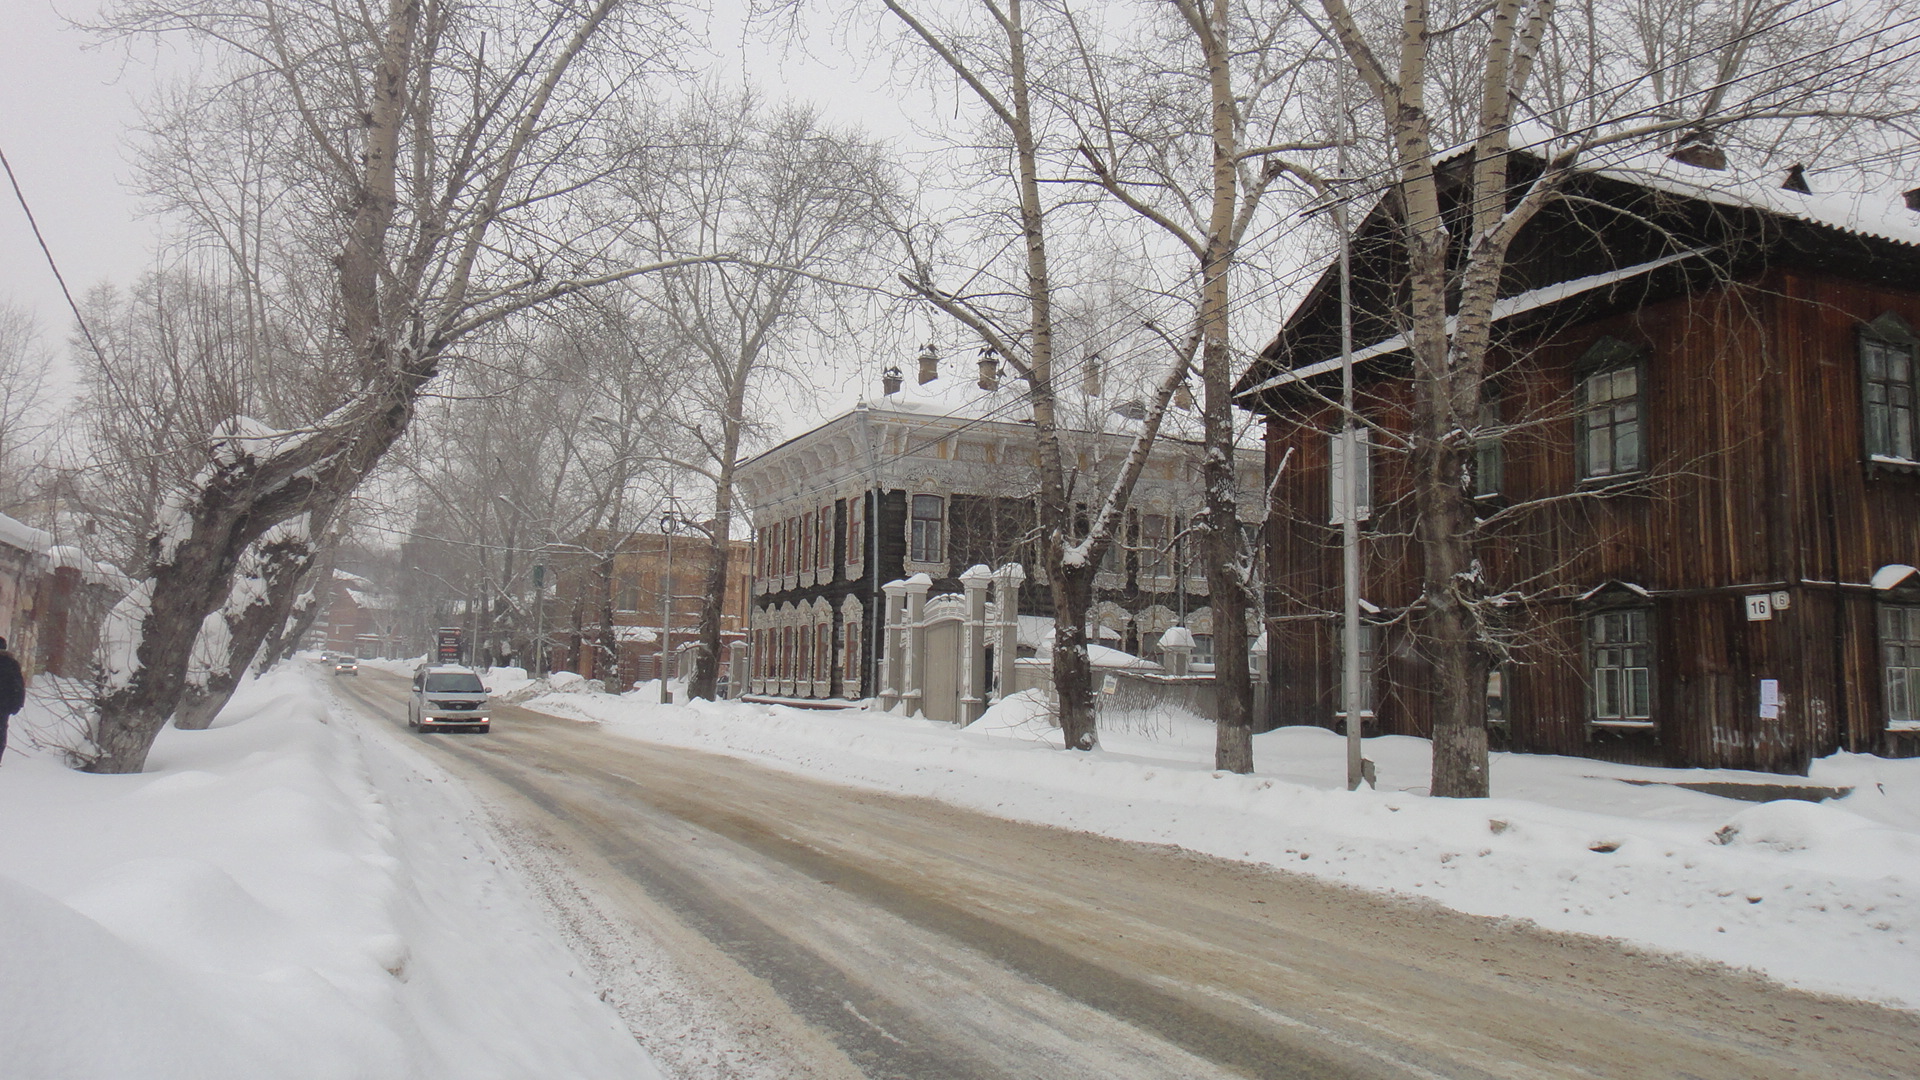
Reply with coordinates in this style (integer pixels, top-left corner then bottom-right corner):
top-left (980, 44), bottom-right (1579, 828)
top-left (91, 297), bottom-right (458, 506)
top-left (1, 1), bottom-right (927, 401)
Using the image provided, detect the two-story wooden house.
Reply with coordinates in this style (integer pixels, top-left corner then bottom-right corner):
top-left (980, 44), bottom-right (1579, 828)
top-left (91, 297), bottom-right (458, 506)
top-left (1236, 152), bottom-right (1920, 773)
top-left (737, 362), bottom-right (1264, 702)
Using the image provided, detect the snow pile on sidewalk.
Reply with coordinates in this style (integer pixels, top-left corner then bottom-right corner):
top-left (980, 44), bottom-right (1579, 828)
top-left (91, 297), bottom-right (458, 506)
top-left (0, 669), bottom-right (657, 1080)
top-left (519, 688), bottom-right (1920, 1009)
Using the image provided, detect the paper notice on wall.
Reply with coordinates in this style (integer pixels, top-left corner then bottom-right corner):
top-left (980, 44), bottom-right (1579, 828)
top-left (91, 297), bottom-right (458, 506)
top-left (1759, 679), bottom-right (1781, 720)
top-left (1102, 674), bottom-right (1118, 695)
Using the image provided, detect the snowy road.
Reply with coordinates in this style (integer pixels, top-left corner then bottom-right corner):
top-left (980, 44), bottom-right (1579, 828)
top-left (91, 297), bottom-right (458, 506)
top-left (333, 670), bottom-right (1918, 1080)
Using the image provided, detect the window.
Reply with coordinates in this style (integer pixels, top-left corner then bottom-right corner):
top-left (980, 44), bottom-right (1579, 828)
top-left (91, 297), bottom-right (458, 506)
top-left (816, 622), bottom-right (831, 686)
top-left (1862, 316), bottom-right (1917, 462)
top-left (1139, 514), bottom-right (1171, 579)
top-left (910, 494), bottom-right (945, 562)
top-left (846, 496), bottom-right (864, 571)
top-left (1588, 609), bottom-right (1652, 724)
top-left (844, 610), bottom-right (862, 684)
top-left (1882, 605), bottom-right (1920, 728)
top-left (1577, 338), bottom-right (1644, 479)
top-left (1329, 428), bottom-right (1372, 523)
top-left (1190, 633), bottom-right (1214, 666)
top-left (1474, 395), bottom-right (1503, 497)
top-left (784, 518), bottom-right (797, 576)
top-left (817, 510), bottom-right (833, 577)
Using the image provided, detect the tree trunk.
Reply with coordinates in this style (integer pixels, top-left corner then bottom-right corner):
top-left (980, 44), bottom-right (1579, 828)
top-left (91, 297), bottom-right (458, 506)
top-left (175, 530), bottom-right (320, 729)
top-left (1049, 561), bottom-right (1098, 751)
top-left (690, 409), bottom-right (745, 701)
top-left (269, 541), bottom-right (337, 664)
top-left (1193, 0), bottom-right (1256, 773)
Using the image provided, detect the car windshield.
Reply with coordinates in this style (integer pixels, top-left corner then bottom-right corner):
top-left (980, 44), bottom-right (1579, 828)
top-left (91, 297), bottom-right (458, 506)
top-left (424, 672), bottom-right (484, 693)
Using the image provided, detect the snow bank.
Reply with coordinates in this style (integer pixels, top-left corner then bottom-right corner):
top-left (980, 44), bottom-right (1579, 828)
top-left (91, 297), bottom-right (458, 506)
top-left (0, 669), bottom-right (656, 1079)
top-left (517, 693), bottom-right (1920, 1009)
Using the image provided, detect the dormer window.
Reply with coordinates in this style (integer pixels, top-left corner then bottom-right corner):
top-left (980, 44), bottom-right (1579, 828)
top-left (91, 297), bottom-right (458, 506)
top-left (1862, 313), bottom-right (1917, 464)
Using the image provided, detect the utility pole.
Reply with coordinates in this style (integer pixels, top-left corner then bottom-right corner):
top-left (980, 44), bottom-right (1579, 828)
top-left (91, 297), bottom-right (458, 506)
top-left (660, 511), bottom-right (676, 704)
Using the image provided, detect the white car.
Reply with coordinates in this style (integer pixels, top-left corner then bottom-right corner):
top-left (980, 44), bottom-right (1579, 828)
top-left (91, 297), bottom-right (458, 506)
top-left (331, 656), bottom-right (359, 675)
top-left (407, 665), bottom-right (491, 733)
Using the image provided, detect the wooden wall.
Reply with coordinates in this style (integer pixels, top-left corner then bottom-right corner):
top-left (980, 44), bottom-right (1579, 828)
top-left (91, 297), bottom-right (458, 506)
top-left (1262, 266), bottom-right (1920, 772)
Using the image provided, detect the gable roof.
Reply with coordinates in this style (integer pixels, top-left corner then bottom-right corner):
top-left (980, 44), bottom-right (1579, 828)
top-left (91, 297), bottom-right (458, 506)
top-left (1235, 151), bottom-right (1920, 410)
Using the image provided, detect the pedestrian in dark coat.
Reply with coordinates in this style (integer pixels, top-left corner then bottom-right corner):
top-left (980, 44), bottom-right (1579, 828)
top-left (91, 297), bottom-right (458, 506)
top-left (0, 636), bottom-right (23, 764)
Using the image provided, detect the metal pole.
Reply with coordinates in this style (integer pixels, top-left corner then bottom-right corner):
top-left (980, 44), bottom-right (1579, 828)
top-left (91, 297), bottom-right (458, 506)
top-left (532, 561), bottom-right (546, 675)
top-left (661, 516), bottom-right (674, 704)
top-left (1337, 112), bottom-right (1367, 792)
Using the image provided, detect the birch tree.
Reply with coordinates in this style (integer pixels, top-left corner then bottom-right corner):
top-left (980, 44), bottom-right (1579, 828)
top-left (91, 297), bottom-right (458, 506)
top-left (1064, 0), bottom-right (1324, 771)
top-left (882, 0), bottom-right (1197, 751)
top-left (82, 0), bottom-right (725, 773)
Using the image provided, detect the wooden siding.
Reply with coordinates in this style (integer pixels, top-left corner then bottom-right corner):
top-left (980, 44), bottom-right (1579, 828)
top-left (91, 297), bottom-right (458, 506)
top-left (1262, 268), bottom-right (1920, 772)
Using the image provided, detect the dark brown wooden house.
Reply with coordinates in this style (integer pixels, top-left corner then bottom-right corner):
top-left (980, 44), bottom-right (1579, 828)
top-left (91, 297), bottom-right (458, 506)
top-left (1235, 153), bottom-right (1920, 774)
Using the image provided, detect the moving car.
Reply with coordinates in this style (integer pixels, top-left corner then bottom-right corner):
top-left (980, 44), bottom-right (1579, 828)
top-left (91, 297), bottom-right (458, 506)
top-left (408, 664), bottom-right (491, 733)
top-left (332, 656), bottom-right (359, 676)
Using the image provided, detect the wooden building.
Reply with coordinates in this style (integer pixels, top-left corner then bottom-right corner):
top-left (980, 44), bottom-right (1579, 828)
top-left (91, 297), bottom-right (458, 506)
top-left (736, 363), bottom-right (1263, 702)
top-left (1235, 152), bottom-right (1920, 773)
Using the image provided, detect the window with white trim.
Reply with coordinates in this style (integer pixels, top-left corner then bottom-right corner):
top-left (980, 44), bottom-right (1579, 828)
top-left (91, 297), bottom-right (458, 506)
top-left (909, 494), bottom-right (945, 563)
top-left (845, 496), bottom-right (864, 573)
top-left (1139, 513), bottom-right (1171, 580)
top-left (1588, 609), bottom-right (1652, 724)
top-left (1881, 604), bottom-right (1920, 729)
top-left (816, 510), bottom-right (832, 576)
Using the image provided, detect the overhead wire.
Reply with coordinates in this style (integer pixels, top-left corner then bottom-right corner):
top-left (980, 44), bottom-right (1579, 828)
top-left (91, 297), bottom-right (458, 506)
top-left (732, 12), bottom-right (1920, 515)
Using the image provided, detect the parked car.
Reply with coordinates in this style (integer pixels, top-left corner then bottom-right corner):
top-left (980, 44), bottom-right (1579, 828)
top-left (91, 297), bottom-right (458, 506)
top-left (332, 656), bottom-right (359, 676)
top-left (408, 664), bottom-right (491, 733)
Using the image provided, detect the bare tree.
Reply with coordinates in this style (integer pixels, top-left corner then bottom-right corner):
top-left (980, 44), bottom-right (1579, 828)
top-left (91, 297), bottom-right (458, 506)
top-left (0, 301), bottom-right (55, 515)
top-left (1062, 0), bottom-right (1326, 771)
top-left (81, 0), bottom-right (729, 773)
top-left (882, 0), bottom-right (1196, 751)
top-left (618, 89), bottom-right (899, 701)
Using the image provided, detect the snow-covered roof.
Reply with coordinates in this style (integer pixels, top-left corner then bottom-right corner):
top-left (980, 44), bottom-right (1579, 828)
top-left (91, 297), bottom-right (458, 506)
top-left (0, 512), bottom-right (51, 555)
top-left (1591, 152), bottom-right (1920, 252)
top-left (1242, 250), bottom-right (1704, 395)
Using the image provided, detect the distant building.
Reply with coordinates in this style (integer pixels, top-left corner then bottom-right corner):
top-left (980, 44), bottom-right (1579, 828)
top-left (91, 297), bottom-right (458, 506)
top-left (0, 512), bottom-right (126, 680)
top-left (548, 530), bottom-right (753, 688)
top-left (313, 569), bottom-right (402, 659)
top-left (1236, 151), bottom-right (1920, 772)
top-left (736, 362), bottom-right (1263, 703)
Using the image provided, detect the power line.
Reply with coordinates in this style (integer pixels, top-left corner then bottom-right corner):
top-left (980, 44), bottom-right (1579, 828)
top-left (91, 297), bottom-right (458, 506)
top-left (738, 21), bottom-right (1920, 512)
top-left (0, 143), bottom-right (109, 366)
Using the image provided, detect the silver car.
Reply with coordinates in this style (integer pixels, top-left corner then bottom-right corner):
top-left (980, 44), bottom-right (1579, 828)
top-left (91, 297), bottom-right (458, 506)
top-left (408, 665), bottom-right (491, 733)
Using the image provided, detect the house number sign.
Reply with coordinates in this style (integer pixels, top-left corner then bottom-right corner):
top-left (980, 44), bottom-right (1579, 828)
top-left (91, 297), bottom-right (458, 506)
top-left (1744, 594), bottom-right (1774, 621)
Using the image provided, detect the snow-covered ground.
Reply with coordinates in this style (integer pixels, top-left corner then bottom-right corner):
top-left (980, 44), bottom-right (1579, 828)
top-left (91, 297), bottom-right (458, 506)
top-left (0, 669), bottom-right (659, 1080)
top-left (517, 686), bottom-right (1920, 1010)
